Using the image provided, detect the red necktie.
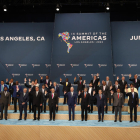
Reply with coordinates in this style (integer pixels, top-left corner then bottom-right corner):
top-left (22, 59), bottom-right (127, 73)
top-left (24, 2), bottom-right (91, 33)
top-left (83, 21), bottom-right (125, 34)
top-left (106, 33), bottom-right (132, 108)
top-left (84, 93), bottom-right (86, 98)
top-left (80, 81), bottom-right (81, 84)
top-left (100, 95), bottom-right (101, 100)
top-left (52, 94), bottom-right (53, 99)
top-left (118, 93), bottom-right (119, 99)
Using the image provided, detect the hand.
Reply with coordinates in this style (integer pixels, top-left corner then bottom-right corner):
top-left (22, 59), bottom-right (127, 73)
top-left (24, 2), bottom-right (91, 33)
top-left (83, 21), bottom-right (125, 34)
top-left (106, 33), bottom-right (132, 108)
top-left (56, 105), bottom-right (58, 107)
top-left (83, 80), bottom-right (86, 84)
top-left (50, 81), bottom-right (52, 85)
top-left (45, 84), bottom-right (48, 88)
top-left (24, 78), bottom-right (27, 82)
top-left (136, 105), bottom-right (138, 107)
top-left (8, 104), bottom-right (10, 106)
top-left (117, 76), bottom-right (119, 80)
top-left (6, 78), bottom-right (8, 82)
top-left (93, 91), bottom-right (96, 95)
top-left (74, 77), bottom-right (76, 81)
top-left (60, 78), bottom-right (62, 81)
top-left (41, 76), bottom-right (43, 80)
top-left (129, 74), bottom-right (131, 78)
top-left (74, 104), bottom-right (76, 107)
top-left (45, 91), bottom-right (48, 95)
top-left (87, 105), bottom-right (90, 107)
top-left (98, 81), bottom-right (100, 86)
top-left (22, 102), bottom-right (25, 105)
top-left (29, 78), bottom-right (31, 82)
top-left (29, 88), bottom-right (31, 92)
top-left (104, 106), bottom-right (106, 108)
top-left (40, 104), bottom-right (42, 106)
top-left (78, 91), bottom-right (81, 95)
top-left (111, 90), bottom-right (114, 94)
top-left (9, 80), bottom-right (11, 84)
top-left (102, 80), bottom-right (104, 84)
top-left (126, 89), bottom-right (128, 93)
top-left (64, 91), bottom-right (67, 94)
top-left (17, 87), bottom-right (19, 92)
top-left (110, 86), bottom-right (112, 90)
top-left (97, 73), bottom-right (99, 77)
top-left (122, 105), bottom-right (124, 108)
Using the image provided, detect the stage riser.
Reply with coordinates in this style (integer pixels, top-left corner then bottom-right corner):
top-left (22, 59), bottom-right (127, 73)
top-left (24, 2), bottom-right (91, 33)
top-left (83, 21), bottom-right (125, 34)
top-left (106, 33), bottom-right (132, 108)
top-left (8, 105), bottom-right (140, 112)
top-left (3, 114), bottom-right (140, 121)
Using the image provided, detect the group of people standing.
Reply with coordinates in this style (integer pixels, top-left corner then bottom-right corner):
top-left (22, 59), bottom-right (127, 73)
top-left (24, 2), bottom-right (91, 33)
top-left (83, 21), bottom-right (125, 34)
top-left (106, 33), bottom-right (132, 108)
top-left (0, 73), bottom-right (139, 122)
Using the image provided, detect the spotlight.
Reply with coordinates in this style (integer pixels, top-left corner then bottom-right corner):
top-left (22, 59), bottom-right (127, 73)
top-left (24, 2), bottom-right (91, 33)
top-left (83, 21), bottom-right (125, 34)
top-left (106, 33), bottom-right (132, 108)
top-left (106, 7), bottom-right (109, 10)
top-left (56, 4), bottom-right (60, 11)
top-left (3, 5), bottom-right (7, 12)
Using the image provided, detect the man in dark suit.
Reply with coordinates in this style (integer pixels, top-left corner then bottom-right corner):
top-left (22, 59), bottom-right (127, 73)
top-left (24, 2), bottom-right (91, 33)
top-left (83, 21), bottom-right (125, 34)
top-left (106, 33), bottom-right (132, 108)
top-left (78, 88), bottom-right (90, 121)
top-left (90, 73), bottom-right (100, 94)
top-left (60, 78), bottom-right (71, 104)
top-left (10, 81), bottom-right (22, 113)
top-left (45, 88), bottom-right (58, 121)
top-left (100, 81), bottom-right (109, 113)
top-left (126, 87), bottom-right (139, 122)
top-left (64, 87), bottom-right (77, 121)
top-left (40, 76), bottom-right (51, 87)
top-left (111, 88), bottom-right (124, 122)
top-left (129, 74), bottom-right (140, 89)
top-left (117, 76), bottom-right (127, 100)
top-left (87, 82), bottom-right (95, 113)
top-left (93, 89), bottom-right (106, 122)
top-left (74, 76), bottom-right (85, 104)
top-left (110, 81), bottom-right (122, 113)
top-left (40, 84), bottom-right (47, 113)
top-left (24, 78), bottom-right (36, 113)
top-left (17, 88), bottom-right (29, 121)
top-left (32, 86), bottom-right (43, 121)
top-left (6, 78), bottom-right (15, 104)
top-left (105, 76), bottom-right (112, 105)
top-left (50, 82), bottom-right (60, 112)
top-left (0, 87), bottom-right (10, 120)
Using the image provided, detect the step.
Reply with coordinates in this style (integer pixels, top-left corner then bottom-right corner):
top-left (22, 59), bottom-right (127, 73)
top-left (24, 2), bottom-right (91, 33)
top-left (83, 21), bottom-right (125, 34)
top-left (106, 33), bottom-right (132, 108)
top-left (3, 110), bottom-right (140, 121)
top-left (8, 104), bottom-right (140, 112)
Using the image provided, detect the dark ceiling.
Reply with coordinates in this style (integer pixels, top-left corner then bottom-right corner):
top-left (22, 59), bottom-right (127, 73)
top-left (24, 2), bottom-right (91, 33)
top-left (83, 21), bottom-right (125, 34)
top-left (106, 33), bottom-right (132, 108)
top-left (0, 0), bottom-right (140, 22)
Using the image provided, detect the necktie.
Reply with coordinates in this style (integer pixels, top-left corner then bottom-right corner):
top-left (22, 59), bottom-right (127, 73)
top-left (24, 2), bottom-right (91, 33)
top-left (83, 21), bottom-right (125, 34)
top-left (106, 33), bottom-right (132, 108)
top-left (80, 81), bottom-right (81, 84)
top-left (133, 93), bottom-right (134, 98)
top-left (84, 93), bottom-right (86, 98)
top-left (118, 93), bottom-right (119, 99)
top-left (100, 95), bottom-right (101, 100)
top-left (52, 94), bottom-right (53, 99)
top-left (66, 82), bottom-right (68, 86)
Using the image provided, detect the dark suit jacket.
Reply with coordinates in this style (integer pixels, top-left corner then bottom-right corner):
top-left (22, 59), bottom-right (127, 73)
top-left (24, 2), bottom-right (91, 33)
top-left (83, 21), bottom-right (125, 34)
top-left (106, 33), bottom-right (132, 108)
top-left (0, 91), bottom-right (10, 105)
top-left (50, 85), bottom-right (60, 97)
top-left (117, 80), bottom-right (127, 93)
top-left (40, 88), bottom-right (47, 101)
top-left (79, 92), bottom-right (90, 108)
top-left (100, 85), bottom-right (109, 97)
top-left (10, 85), bottom-right (23, 98)
top-left (74, 81), bottom-right (85, 92)
top-left (93, 94), bottom-right (106, 107)
top-left (66, 92), bottom-right (77, 106)
top-left (90, 77), bottom-right (100, 92)
top-left (31, 91), bottom-right (43, 106)
top-left (46, 93), bottom-right (58, 107)
top-left (40, 79), bottom-right (51, 86)
top-left (126, 92), bottom-right (139, 106)
top-left (17, 92), bottom-right (29, 105)
top-left (60, 81), bottom-right (71, 92)
top-left (111, 85), bottom-right (121, 93)
top-left (129, 78), bottom-right (140, 89)
top-left (6, 82), bottom-right (16, 95)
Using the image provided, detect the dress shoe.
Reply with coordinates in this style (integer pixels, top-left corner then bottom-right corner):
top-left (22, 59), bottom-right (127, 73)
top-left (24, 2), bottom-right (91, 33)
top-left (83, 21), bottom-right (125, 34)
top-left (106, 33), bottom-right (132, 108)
top-left (98, 120), bottom-right (100, 122)
top-left (85, 119), bottom-right (87, 121)
top-left (13, 111), bottom-right (17, 113)
top-left (102, 120), bottom-right (104, 122)
top-left (105, 111), bottom-right (107, 113)
top-left (33, 118), bottom-right (36, 121)
top-left (134, 120), bottom-right (137, 123)
top-left (119, 120), bottom-right (122, 122)
top-left (112, 111), bottom-right (114, 114)
top-left (68, 119), bottom-right (71, 121)
top-left (44, 111), bottom-right (46, 113)
top-left (91, 111), bottom-right (93, 113)
top-left (24, 118), bottom-right (26, 121)
top-left (53, 119), bottom-right (55, 121)
top-left (72, 119), bottom-right (74, 121)
top-left (0, 118), bottom-right (3, 120)
top-left (28, 111), bottom-right (31, 113)
top-left (5, 118), bottom-right (7, 120)
top-left (88, 111), bottom-right (90, 113)
top-left (18, 119), bottom-right (22, 121)
top-left (49, 119), bottom-right (52, 121)
top-left (81, 119), bottom-right (83, 121)
top-left (114, 120), bottom-right (117, 122)
top-left (130, 120), bottom-right (132, 122)
top-left (38, 118), bottom-right (40, 121)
